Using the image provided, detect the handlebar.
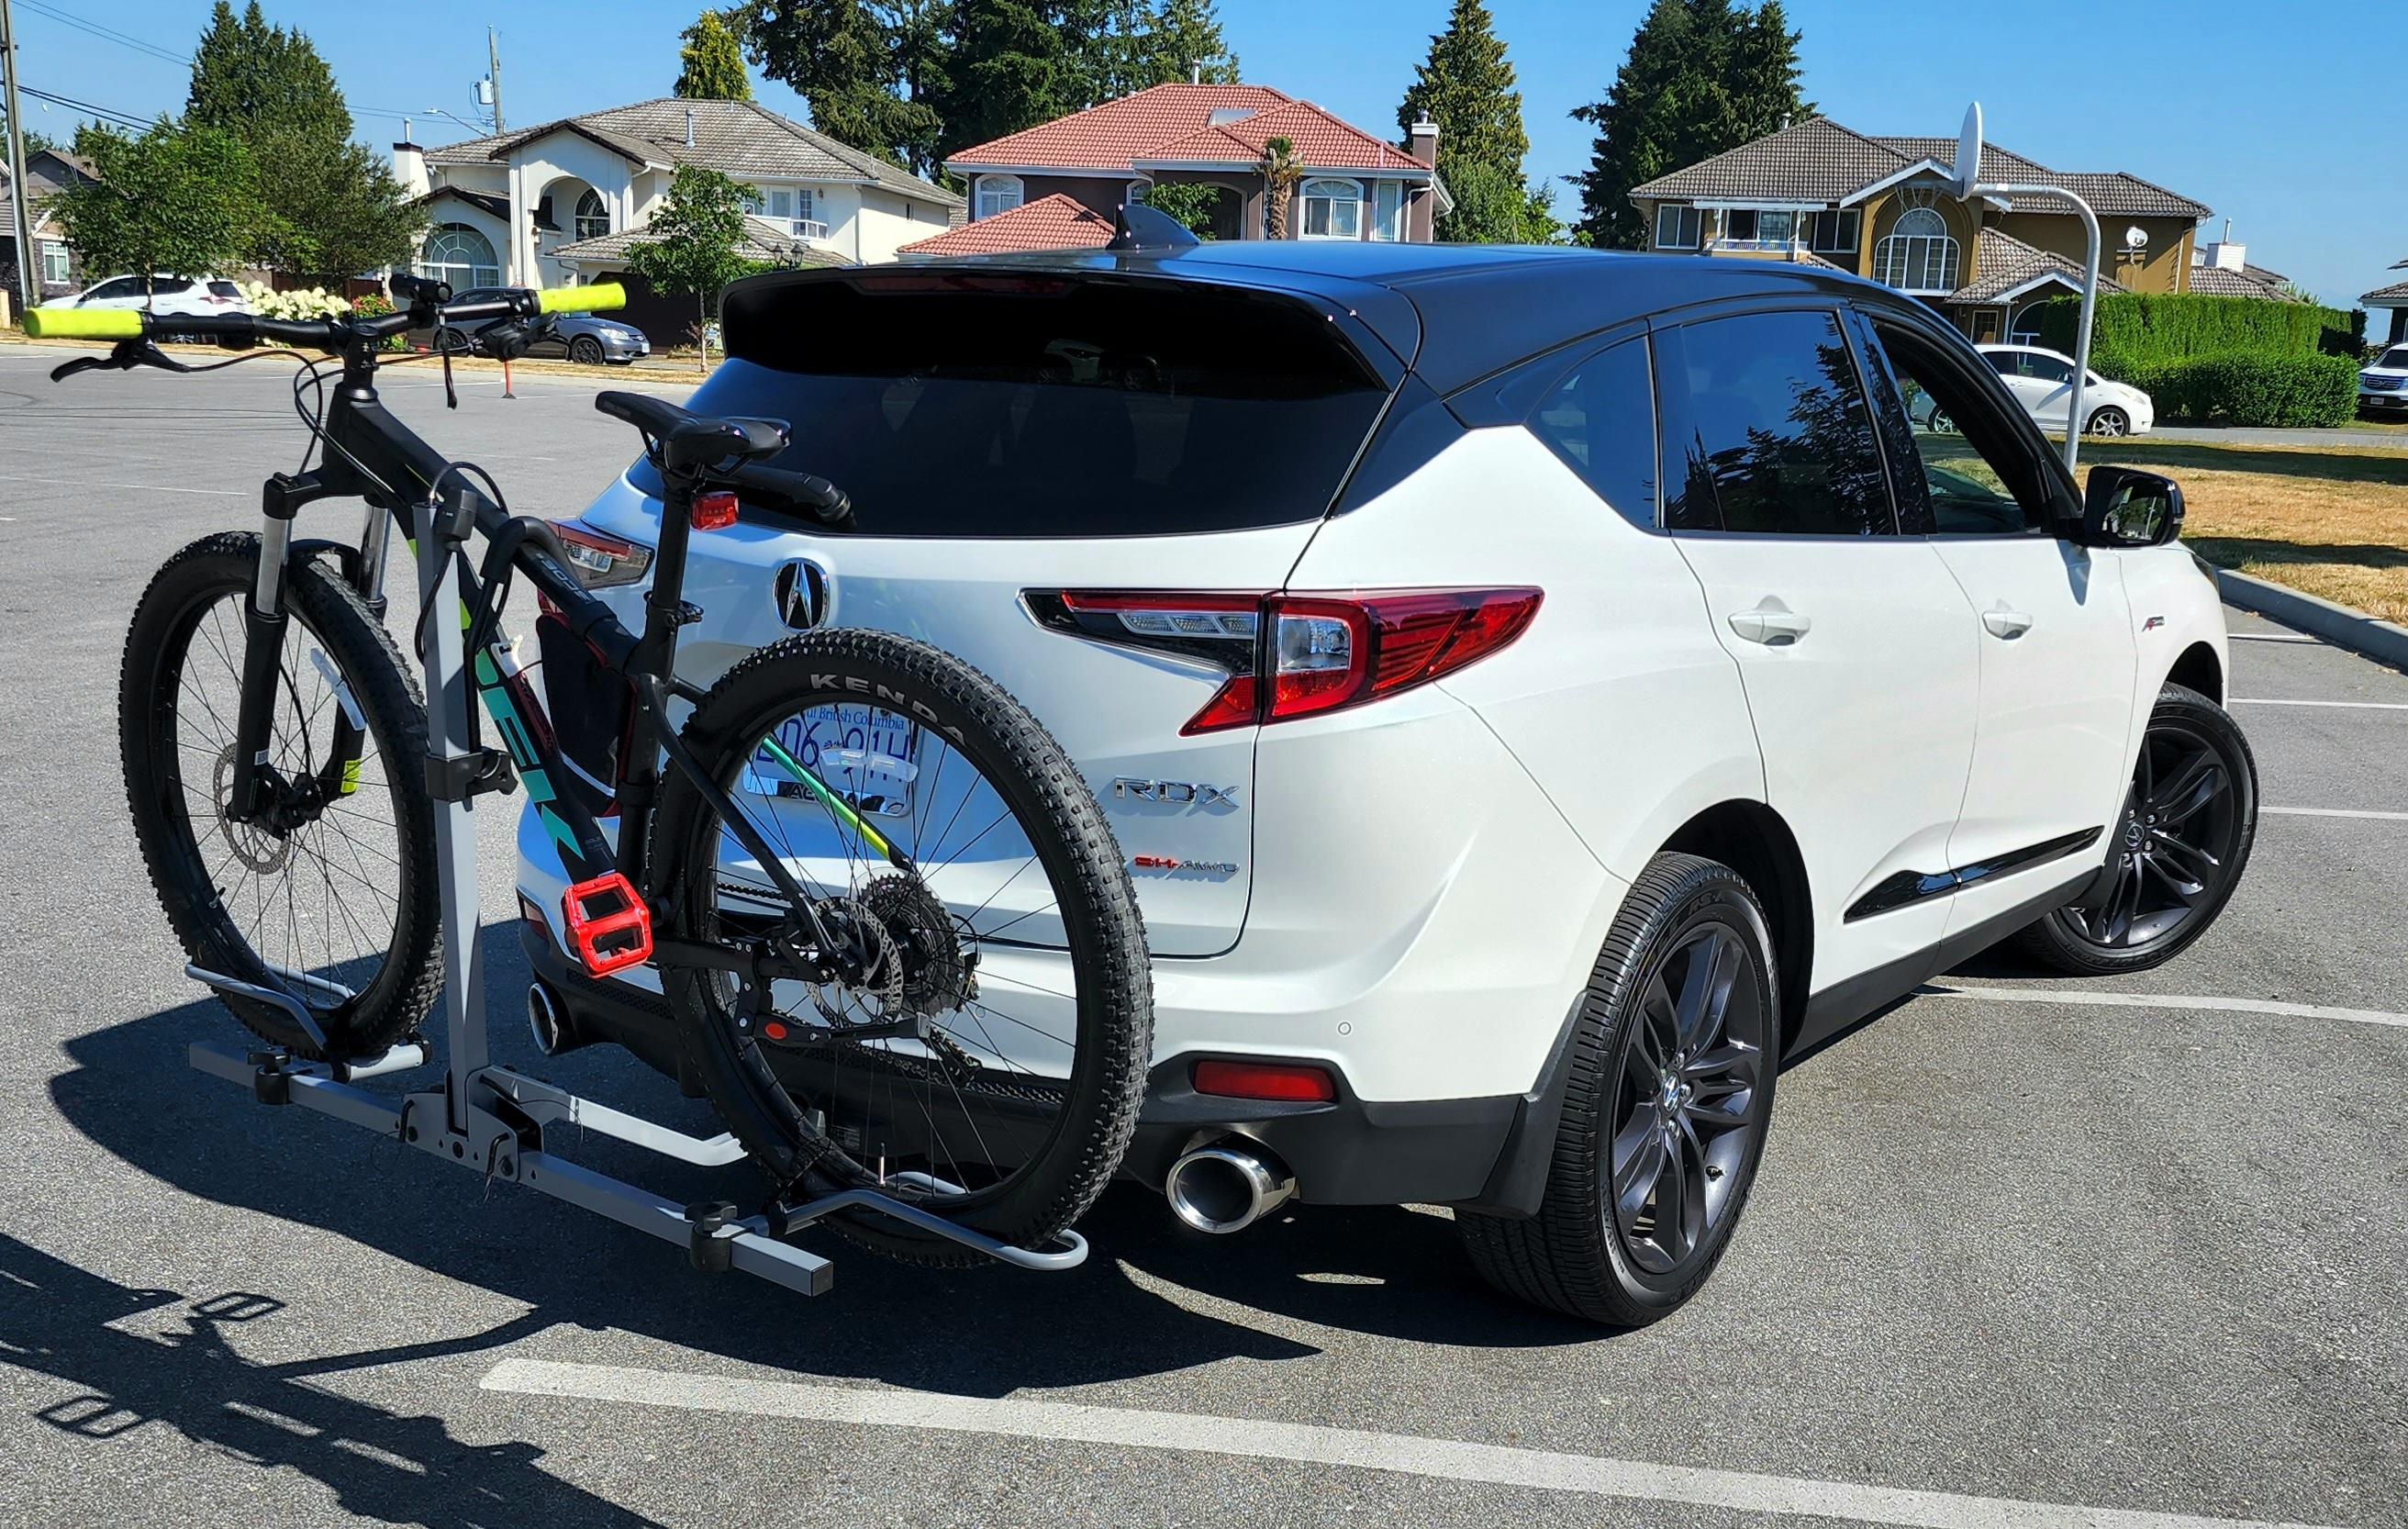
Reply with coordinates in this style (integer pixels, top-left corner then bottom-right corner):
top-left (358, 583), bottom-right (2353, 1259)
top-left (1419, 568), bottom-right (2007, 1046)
top-left (24, 280), bottom-right (627, 352)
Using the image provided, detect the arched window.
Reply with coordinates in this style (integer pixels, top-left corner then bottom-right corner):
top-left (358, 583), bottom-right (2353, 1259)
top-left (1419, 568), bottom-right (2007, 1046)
top-left (1874, 206), bottom-right (1960, 294)
top-left (418, 223), bottom-right (499, 290)
top-left (1299, 178), bottom-right (1363, 240)
top-left (574, 188), bottom-right (608, 241)
top-left (975, 173), bottom-right (1024, 220)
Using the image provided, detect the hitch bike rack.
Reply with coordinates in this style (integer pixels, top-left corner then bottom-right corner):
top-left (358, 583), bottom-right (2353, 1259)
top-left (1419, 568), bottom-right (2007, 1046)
top-left (184, 519), bottom-right (1087, 1296)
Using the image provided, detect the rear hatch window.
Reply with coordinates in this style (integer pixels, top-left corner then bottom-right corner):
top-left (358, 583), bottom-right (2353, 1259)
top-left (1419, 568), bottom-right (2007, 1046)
top-left (629, 271), bottom-right (1393, 537)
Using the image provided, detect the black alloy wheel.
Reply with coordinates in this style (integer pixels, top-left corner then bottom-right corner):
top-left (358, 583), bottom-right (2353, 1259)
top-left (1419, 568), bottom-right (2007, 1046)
top-left (1459, 854), bottom-right (1778, 1325)
top-left (2018, 684), bottom-right (2258, 976)
top-left (569, 335), bottom-right (605, 366)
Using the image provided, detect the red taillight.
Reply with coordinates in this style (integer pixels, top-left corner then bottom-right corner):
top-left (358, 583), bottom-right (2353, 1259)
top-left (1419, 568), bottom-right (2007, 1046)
top-left (1035, 587), bottom-right (1540, 734)
top-left (1192, 1058), bottom-right (1338, 1103)
top-left (551, 519), bottom-right (654, 588)
top-left (691, 490), bottom-right (740, 530)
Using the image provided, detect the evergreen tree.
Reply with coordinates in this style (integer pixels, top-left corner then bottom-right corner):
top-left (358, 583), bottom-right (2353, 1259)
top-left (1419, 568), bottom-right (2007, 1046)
top-left (737, 1), bottom-right (943, 172)
top-left (48, 119), bottom-right (260, 292)
top-left (1571, 0), bottom-right (1808, 249)
top-left (184, 2), bottom-right (423, 281)
top-left (936, 0), bottom-right (1074, 160)
top-left (1395, 0), bottom-right (1536, 243)
top-left (676, 11), bottom-right (755, 100)
top-left (1144, 0), bottom-right (1238, 86)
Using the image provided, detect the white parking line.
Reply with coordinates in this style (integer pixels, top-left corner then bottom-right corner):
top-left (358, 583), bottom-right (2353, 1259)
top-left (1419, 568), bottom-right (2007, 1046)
top-left (0, 474), bottom-right (245, 497)
top-left (481, 1358), bottom-right (2342, 1529)
top-left (2264, 806), bottom-right (2408, 821)
top-left (1920, 984), bottom-right (2408, 1030)
top-left (2230, 698), bottom-right (2408, 710)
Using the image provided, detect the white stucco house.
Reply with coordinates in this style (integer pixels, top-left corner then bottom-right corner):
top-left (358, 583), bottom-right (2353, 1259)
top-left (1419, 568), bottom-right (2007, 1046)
top-left (393, 97), bottom-right (962, 340)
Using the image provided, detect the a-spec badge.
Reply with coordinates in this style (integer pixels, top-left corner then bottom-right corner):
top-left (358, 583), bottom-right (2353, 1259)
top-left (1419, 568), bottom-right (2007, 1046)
top-left (773, 559), bottom-right (831, 631)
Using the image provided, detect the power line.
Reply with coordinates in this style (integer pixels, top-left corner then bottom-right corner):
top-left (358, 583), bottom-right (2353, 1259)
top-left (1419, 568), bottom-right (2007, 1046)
top-left (16, 83), bottom-right (148, 130)
top-left (15, 0), bottom-right (189, 69)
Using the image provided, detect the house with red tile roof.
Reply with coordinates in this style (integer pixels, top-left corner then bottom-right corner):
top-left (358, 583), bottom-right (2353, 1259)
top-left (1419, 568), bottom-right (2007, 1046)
top-left (913, 83), bottom-right (1447, 256)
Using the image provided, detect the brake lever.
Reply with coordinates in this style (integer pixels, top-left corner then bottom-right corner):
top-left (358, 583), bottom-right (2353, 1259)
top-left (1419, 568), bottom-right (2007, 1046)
top-left (49, 338), bottom-right (193, 384)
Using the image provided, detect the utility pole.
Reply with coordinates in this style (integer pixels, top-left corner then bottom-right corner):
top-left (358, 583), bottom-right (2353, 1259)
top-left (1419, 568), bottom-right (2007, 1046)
top-left (486, 27), bottom-right (505, 136)
top-left (1, 0), bottom-right (38, 317)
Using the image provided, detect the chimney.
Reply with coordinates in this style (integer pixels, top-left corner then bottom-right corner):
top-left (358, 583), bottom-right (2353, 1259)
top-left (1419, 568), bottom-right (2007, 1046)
top-left (391, 135), bottom-right (429, 199)
top-left (1408, 111), bottom-right (1438, 166)
top-left (686, 106), bottom-right (696, 148)
top-left (1190, 61), bottom-right (1202, 84)
top-left (2197, 218), bottom-right (2246, 273)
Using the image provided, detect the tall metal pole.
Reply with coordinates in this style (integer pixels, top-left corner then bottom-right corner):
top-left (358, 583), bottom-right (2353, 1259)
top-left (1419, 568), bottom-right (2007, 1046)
top-left (487, 27), bottom-right (505, 136)
top-left (0, 0), bottom-right (39, 317)
top-left (1973, 183), bottom-right (2100, 474)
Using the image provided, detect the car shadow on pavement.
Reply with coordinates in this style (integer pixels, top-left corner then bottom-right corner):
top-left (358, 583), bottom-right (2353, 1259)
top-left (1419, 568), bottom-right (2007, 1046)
top-left (0, 1233), bottom-right (663, 1528)
top-left (50, 928), bottom-right (1604, 1412)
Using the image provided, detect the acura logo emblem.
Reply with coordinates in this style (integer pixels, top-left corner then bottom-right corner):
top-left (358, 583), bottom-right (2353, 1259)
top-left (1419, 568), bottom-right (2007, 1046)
top-left (773, 559), bottom-right (830, 630)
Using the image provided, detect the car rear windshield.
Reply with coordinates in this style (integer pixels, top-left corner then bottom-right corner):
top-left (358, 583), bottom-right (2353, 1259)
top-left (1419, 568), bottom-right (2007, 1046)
top-left (625, 272), bottom-right (1393, 538)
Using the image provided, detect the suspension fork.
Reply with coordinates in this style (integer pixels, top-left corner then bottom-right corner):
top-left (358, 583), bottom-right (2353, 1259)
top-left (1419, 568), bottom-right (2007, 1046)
top-left (229, 471), bottom-right (347, 823)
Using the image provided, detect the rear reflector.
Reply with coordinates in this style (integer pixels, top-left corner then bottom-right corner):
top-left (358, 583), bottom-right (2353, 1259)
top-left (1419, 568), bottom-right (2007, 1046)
top-left (691, 490), bottom-right (741, 530)
top-left (1192, 1059), bottom-right (1338, 1103)
top-left (1033, 586), bottom-right (1542, 734)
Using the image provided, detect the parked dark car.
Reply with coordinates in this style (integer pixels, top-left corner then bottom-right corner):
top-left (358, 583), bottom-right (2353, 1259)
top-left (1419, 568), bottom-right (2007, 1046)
top-left (422, 288), bottom-right (651, 365)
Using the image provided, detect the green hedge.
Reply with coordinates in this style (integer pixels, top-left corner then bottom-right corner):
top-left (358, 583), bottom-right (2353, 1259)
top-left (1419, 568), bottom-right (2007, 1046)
top-left (2028, 292), bottom-right (2357, 366)
top-left (2113, 352), bottom-right (2361, 428)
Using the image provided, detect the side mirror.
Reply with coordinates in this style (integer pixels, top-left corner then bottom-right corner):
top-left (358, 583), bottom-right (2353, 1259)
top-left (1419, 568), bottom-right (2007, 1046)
top-left (2081, 465), bottom-right (2184, 548)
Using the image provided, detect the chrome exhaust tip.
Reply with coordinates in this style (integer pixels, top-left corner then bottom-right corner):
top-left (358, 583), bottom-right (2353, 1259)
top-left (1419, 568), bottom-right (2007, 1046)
top-left (526, 981), bottom-right (581, 1057)
top-left (1165, 1140), bottom-right (1296, 1235)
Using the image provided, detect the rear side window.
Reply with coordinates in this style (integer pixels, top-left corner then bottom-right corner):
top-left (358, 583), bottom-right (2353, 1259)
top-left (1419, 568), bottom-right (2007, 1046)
top-left (631, 274), bottom-right (1393, 538)
top-left (1526, 336), bottom-right (1658, 530)
top-left (1655, 309), bottom-right (1893, 536)
top-left (208, 280), bottom-right (240, 299)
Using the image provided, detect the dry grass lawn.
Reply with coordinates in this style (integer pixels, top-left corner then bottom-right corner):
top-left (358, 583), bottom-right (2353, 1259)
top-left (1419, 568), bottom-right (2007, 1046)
top-left (2085, 441), bottom-right (2408, 623)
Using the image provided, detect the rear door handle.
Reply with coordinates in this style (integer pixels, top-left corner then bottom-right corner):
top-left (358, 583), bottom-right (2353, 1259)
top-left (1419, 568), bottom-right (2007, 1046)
top-left (1728, 604), bottom-right (1812, 646)
top-left (1982, 608), bottom-right (2035, 640)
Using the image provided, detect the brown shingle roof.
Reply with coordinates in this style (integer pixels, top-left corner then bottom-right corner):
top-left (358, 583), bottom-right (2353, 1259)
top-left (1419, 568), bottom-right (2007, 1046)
top-left (897, 193), bottom-right (1116, 257)
top-left (1948, 227), bottom-right (2127, 304)
top-left (1630, 117), bottom-right (2211, 221)
top-left (426, 99), bottom-right (959, 207)
top-left (2186, 262), bottom-right (2295, 300)
top-left (550, 215), bottom-right (853, 268)
top-left (2363, 278), bottom-right (2408, 306)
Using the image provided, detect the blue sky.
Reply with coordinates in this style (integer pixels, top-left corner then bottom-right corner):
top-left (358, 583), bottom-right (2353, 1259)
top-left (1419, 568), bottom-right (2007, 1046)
top-left (7, 0), bottom-right (2391, 307)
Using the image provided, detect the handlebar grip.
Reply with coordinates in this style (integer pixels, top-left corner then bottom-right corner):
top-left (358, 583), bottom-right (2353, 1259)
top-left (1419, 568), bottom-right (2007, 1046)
top-left (26, 307), bottom-right (145, 340)
top-left (541, 283), bottom-right (626, 316)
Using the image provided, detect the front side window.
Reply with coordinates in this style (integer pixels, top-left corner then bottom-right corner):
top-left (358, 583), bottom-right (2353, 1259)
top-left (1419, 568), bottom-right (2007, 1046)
top-left (574, 188), bottom-right (608, 240)
top-left (1874, 206), bottom-right (1960, 293)
top-left (975, 174), bottom-right (1024, 220)
top-left (1526, 336), bottom-right (1658, 530)
top-left (85, 276), bottom-right (141, 301)
top-left (1655, 205), bottom-right (1703, 249)
top-left (1862, 319), bottom-right (2055, 536)
top-left (1299, 179), bottom-right (1363, 240)
top-left (1656, 308), bottom-right (1893, 537)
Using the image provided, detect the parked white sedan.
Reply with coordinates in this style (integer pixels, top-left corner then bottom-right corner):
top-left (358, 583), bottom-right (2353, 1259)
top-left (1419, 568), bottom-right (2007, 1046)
top-left (1977, 342), bottom-right (2154, 436)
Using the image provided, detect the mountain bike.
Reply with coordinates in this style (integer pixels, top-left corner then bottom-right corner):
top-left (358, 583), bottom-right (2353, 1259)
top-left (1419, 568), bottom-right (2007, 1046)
top-left (32, 283), bottom-right (1152, 1259)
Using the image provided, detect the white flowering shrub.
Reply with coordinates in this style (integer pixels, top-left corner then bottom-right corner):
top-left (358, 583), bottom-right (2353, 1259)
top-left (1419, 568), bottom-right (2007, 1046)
top-left (237, 281), bottom-right (353, 320)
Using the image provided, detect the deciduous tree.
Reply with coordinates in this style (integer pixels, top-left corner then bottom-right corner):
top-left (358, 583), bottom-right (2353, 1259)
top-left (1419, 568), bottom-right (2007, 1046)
top-left (626, 165), bottom-right (760, 373)
top-left (47, 119), bottom-right (259, 295)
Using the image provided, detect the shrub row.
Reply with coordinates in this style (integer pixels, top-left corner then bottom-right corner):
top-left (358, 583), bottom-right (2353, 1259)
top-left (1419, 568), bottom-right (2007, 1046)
top-left (2113, 352), bottom-right (2362, 429)
top-left (2029, 292), bottom-right (2361, 365)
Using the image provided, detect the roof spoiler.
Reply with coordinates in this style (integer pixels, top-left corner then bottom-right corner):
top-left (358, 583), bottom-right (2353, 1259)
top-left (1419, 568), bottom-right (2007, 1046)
top-left (1107, 201), bottom-right (1199, 254)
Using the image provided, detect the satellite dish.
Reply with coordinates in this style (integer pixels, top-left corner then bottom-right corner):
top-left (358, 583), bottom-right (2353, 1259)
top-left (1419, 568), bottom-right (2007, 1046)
top-left (1952, 102), bottom-right (1983, 198)
top-left (2123, 225), bottom-right (2149, 251)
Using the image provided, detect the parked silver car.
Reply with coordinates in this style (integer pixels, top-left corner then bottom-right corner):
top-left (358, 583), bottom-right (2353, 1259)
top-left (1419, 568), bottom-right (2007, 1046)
top-left (429, 288), bottom-right (651, 365)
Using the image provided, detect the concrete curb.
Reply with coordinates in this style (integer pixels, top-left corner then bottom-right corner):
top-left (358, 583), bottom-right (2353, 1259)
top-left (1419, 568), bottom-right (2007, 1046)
top-left (2216, 569), bottom-right (2408, 671)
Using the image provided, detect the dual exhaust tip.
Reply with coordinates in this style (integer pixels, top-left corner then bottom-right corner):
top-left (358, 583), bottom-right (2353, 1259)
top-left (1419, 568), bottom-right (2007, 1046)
top-left (1165, 1139), bottom-right (1295, 1235)
top-left (526, 981), bottom-right (585, 1058)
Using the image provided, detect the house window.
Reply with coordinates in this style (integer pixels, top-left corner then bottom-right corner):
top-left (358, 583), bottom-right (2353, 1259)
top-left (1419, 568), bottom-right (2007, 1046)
top-left (1299, 179), bottom-right (1363, 240)
top-left (418, 223), bottom-right (501, 291)
top-left (1808, 209), bottom-right (1860, 253)
top-left (574, 189), bottom-right (608, 241)
top-left (1369, 180), bottom-right (1403, 241)
top-left (1655, 205), bottom-right (1702, 250)
top-left (1874, 207), bottom-right (1960, 294)
top-left (745, 185), bottom-right (824, 239)
top-left (39, 240), bottom-right (70, 285)
top-left (975, 174), bottom-right (1024, 220)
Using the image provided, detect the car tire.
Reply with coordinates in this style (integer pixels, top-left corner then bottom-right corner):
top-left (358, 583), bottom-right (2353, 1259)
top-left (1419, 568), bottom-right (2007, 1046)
top-left (1459, 853), bottom-right (1779, 1326)
top-left (433, 325), bottom-right (472, 356)
top-left (2013, 684), bottom-right (2258, 977)
top-left (569, 335), bottom-right (604, 366)
top-left (2087, 406), bottom-right (2131, 437)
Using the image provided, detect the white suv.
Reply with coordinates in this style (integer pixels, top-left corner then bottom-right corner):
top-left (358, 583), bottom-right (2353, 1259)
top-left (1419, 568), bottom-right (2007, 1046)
top-left (2360, 343), bottom-right (2408, 414)
top-left (517, 247), bottom-right (2256, 1323)
top-left (45, 272), bottom-right (250, 319)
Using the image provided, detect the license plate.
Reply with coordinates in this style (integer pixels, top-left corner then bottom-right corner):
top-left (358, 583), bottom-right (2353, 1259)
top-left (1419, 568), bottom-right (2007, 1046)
top-left (750, 704), bottom-right (919, 818)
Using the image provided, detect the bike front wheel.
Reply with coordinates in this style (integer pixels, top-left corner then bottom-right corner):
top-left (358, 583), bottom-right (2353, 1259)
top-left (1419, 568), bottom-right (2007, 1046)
top-left (651, 629), bottom-right (1153, 1264)
top-left (119, 532), bottom-right (440, 1057)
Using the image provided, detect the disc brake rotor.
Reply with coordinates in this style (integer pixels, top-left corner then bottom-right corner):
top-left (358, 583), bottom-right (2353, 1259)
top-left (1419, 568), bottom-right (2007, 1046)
top-left (212, 745), bottom-right (294, 874)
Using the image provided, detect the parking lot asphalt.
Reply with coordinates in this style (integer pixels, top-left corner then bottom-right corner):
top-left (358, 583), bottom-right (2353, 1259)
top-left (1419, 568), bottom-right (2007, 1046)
top-left (0, 346), bottom-right (2402, 1529)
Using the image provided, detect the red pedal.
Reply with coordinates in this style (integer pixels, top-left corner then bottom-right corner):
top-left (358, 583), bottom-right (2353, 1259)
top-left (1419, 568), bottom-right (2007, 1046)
top-left (563, 872), bottom-right (652, 977)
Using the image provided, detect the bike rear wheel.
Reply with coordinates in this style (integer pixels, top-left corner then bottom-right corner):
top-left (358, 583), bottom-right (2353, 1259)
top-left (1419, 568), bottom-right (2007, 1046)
top-left (119, 532), bottom-right (440, 1057)
top-left (651, 630), bottom-right (1153, 1264)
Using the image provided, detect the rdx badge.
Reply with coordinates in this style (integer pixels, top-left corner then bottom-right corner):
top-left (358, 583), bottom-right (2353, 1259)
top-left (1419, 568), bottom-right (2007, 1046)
top-left (1110, 776), bottom-right (1240, 809)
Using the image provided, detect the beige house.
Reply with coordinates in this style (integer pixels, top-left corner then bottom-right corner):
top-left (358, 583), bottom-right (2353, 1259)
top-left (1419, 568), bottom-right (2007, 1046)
top-left (1629, 118), bottom-right (2217, 342)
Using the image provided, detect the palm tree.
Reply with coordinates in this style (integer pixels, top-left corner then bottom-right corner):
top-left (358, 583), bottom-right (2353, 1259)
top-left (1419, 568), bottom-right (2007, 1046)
top-left (1260, 136), bottom-right (1303, 240)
